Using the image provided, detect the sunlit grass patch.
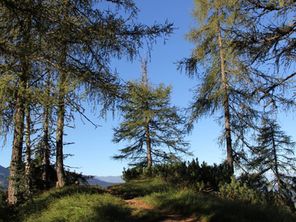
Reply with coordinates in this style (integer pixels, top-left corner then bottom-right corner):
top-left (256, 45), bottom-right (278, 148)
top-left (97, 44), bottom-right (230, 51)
top-left (24, 193), bottom-right (131, 222)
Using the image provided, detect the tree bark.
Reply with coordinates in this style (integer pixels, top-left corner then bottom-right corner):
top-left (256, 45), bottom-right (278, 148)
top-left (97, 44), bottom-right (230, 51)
top-left (55, 66), bottom-right (66, 188)
top-left (7, 86), bottom-right (26, 205)
top-left (42, 78), bottom-right (51, 188)
top-left (25, 102), bottom-right (32, 194)
top-left (217, 20), bottom-right (234, 174)
top-left (145, 123), bottom-right (152, 168)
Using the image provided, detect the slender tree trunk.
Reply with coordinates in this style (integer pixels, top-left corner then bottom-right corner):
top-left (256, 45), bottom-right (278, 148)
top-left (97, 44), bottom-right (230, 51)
top-left (42, 101), bottom-right (50, 188)
top-left (25, 102), bottom-right (32, 194)
top-left (42, 106), bottom-right (51, 188)
top-left (8, 14), bottom-right (31, 204)
top-left (145, 123), bottom-right (152, 168)
top-left (217, 20), bottom-right (234, 174)
top-left (55, 66), bottom-right (66, 188)
top-left (42, 77), bottom-right (51, 188)
top-left (8, 86), bottom-right (26, 205)
top-left (271, 129), bottom-right (282, 193)
top-left (142, 59), bottom-right (152, 168)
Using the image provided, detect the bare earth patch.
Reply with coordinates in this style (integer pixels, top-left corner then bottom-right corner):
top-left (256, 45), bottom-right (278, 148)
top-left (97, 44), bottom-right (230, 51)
top-left (125, 198), bottom-right (198, 222)
top-left (125, 199), bottom-right (154, 210)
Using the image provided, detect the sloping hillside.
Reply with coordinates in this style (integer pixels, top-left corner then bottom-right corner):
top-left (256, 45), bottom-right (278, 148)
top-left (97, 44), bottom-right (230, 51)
top-left (8, 179), bottom-right (295, 222)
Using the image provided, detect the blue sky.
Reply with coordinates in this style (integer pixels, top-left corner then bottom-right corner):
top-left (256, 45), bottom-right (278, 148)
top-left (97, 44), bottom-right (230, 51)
top-left (0, 0), bottom-right (295, 176)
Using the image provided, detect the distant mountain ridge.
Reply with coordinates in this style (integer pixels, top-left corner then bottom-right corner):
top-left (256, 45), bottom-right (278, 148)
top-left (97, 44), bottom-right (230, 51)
top-left (86, 176), bottom-right (124, 188)
top-left (0, 165), bottom-right (123, 189)
top-left (96, 176), bottom-right (124, 184)
top-left (0, 165), bottom-right (9, 189)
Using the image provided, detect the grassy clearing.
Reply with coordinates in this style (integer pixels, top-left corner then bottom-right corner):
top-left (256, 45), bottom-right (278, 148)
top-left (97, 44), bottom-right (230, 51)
top-left (109, 177), bottom-right (170, 199)
top-left (18, 186), bottom-right (105, 218)
top-left (24, 193), bottom-right (132, 222)
top-left (141, 189), bottom-right (296, 222)
top-left (16, 182), bottom-right (166, 222)
top-left (17, 186), bottom-right (132, 222)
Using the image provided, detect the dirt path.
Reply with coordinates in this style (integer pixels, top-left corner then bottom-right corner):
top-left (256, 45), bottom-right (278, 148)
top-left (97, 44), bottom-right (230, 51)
top-left (125, 199), bottom-right (153, 210)
top-left (124, 198), bottom-right (198, 222)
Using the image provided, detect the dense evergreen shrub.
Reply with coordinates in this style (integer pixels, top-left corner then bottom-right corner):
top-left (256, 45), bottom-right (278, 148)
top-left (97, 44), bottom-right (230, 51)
top-left (123, 159), bottom-right (232, 191)
top-left (0, 189), bottom-right (9, 222)
top-left (219, 177), bottom-right (264, 204)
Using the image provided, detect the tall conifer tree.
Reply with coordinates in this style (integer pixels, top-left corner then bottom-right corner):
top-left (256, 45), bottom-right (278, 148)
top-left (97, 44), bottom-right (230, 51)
top-left (1, 0), bottom-right (173, 203)
top-left (180, 0), bottom-right (249, 173)
top-left (113, 61), bottom-right (189, 167)
top-left (249, 117), bottom-right (296, 209)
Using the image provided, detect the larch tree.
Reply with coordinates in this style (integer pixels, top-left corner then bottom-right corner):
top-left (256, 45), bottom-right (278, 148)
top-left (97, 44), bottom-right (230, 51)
top-left (0, 1), bottom-right (37, 205)
top-left (44, 0), bottom-right (173, 188)
top-left (249, 116), bottom-right (296, 209)
top-left (113, 61), bottom-right (190, 168)
top-left (1, 0), bottom-right (173, 204)
top-left (180, 0), bottom-right (253, 173)
top-left (232, 0), bottom-right (296, 109)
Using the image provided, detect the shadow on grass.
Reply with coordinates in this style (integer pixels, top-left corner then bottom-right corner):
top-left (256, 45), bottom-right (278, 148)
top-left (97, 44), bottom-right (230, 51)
top-left (91, 204), bottom-right (166, 222)
top-left (87, 203), bottom-right (134, 222)
top-left (143, 190), bottom-right (296, 222)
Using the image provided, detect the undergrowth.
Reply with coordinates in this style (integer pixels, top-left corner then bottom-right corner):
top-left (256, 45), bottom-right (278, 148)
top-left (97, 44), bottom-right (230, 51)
top-left (109, 177), bottom-right (170, 199)
top-left (141, 189), bottom-right (296, 222)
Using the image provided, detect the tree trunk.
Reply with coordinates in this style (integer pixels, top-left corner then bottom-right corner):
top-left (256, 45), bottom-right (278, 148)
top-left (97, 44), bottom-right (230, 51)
top-left (42, 74), bottom-right (51, 188)
top-left (271, 128), bottom-right (282, 193)
top-left (217, 20), bottom-right (234, 174)
top-left (55, 68), bottom-right (66, 188)
top-left (8, 15), bottom-right (31, 204)
top-left (42, 106), bottom-right (51, 188)
top-left (7, 77), bottom-right (26, 205)
top-left (25, 102), bottom-right (32, 194)
top-left (145, 123), bottom-right (152, 168)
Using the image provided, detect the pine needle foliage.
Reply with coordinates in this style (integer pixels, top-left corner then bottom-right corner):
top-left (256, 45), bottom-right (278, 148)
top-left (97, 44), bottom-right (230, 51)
top-left (249, 117), bottom-right (296, 210)
top-left (180, 0), bottom-right (256, 173)
top-left (113, 75), bottom-right (189, 167)
top-left (1, 0), bottom-right (173, 204)
top-left (232, 0), bottom-right (296, 109)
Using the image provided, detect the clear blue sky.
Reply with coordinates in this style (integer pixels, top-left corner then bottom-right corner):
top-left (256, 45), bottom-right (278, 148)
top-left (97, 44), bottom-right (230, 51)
top-left (0, 0), bottom-right (295, 176)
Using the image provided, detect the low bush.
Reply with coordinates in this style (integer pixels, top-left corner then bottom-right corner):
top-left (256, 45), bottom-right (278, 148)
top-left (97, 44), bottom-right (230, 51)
top-left (0, 189), bottom-right (7, 222)
top-left (219, 177), bottom-right (264, 204)
top-left (109, 178), bottom-right (170, 199)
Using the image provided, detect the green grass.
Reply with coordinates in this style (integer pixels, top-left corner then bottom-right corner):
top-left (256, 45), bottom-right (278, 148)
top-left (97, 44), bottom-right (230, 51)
top-left (109, 177), bottom-right (170, 199)
top-left (141, 189), bottom-right (296, 222)
top-left (24, 193), bottom-right (131, 222)
top-left (18, 186), bottom-right (132, 222)
top-left (18, 186), bottom-right (105, 218)
top-left (5, 180), bottom-right (296, 222)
